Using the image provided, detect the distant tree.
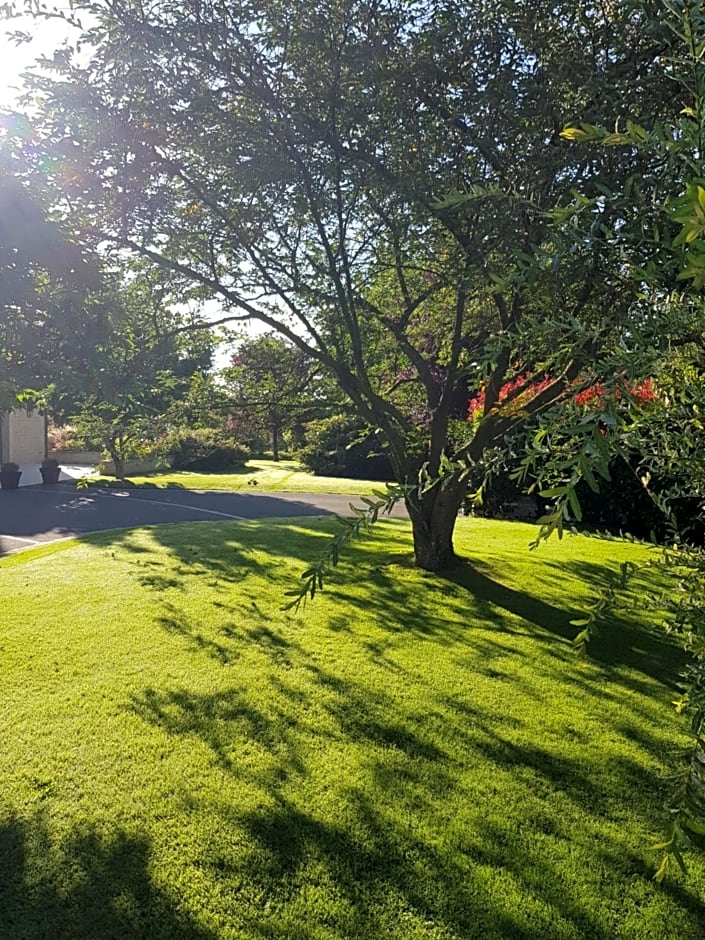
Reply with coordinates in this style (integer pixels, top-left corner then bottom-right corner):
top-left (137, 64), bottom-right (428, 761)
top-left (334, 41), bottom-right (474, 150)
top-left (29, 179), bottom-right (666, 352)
top-left (0, 144), bottom-right (97, 409)
top-left (166, 371), bottom-right (236, 432)
top-left (52, 270), bottom-right (215, 478)
top-left (224, 334), bottom-right (320, 461)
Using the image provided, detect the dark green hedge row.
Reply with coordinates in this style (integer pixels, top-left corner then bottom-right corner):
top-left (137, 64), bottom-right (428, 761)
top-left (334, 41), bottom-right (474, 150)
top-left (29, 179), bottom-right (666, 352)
top-left (168, 429), bottom-right (250, 471)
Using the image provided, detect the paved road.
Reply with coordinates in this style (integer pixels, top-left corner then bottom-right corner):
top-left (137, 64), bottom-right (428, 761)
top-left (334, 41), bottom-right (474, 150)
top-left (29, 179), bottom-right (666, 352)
top-left (0, 484), bottom-right (407, 556)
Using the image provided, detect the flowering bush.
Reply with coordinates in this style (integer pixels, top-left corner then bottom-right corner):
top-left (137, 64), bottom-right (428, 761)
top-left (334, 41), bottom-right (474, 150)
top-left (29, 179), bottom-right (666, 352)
top-left (467, 374), bottom-right (552, 423)
top-left (468, 375), bottom-right (656, 423)
top-left (572, 377), bottom-right (656, 408)
top-left (464, 373), bottom-right (661, 537)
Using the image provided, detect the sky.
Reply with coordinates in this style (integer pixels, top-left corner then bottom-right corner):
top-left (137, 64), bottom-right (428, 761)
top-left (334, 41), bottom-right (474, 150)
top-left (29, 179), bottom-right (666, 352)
top-left (0, 14), bottom-right (74, 108)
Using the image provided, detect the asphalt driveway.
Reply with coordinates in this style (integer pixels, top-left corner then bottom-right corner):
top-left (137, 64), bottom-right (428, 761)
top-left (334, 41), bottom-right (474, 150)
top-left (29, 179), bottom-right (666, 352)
top-left (0, 484), bottom-right (407, 556)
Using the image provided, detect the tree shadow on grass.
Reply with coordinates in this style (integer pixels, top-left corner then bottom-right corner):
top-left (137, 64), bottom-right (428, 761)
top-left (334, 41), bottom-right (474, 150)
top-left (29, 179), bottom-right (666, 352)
top-left (233, 794), bottom-right (542, 940)
top-left (105, 515), bottom-right (689, 695)
top-left (126, 674), bottom-right (569, 938)
top-left (10, 519), bottom-right (703, 935)
top-left (437, 559), bottom-right (688, 690)
top-left (95, 515), bottom-right (335, 590)
top-left (0, 813), bottom-right (215, 940)
top-left (124, 634), bottom-right (705, 938)
top-left (442, 560), bottom-right (577, 639)
top-left (129, 684), bottom-right (308, 784)
top-left (467, 814), bottom-right (705, 939)
top-left (548, 557), bottom-right (690, 691)
top-left (156, 601), bottom-right (240, 664)
top-left (84, 506), bottom-right (691, 737)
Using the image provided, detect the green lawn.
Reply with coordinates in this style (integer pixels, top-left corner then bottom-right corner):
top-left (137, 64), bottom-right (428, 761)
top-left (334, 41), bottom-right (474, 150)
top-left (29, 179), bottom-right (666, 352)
top-left (1, 517), bottom-right (704, 938)
top-left (90, 458), bottom-right (385, 495)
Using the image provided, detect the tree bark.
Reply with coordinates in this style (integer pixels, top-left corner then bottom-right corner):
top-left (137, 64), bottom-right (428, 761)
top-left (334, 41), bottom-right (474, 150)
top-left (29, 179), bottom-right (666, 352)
top-left (405, 482), bottom-right (466, 571)
top-left (106, 439), bottom-right (125, 479)
top-left (271, 424), bottom-right (280, 462)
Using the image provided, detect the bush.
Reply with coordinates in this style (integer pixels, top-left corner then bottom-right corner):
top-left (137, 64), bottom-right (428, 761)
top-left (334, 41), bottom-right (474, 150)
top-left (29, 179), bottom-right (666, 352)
top-left (168, 429), bottom-right (250, 471)
top-left (466, 467), bottom-right (538, 520)
top-left (472, 453), bottom-right (702, 543)
top-left (298, 414), bottom-right (395, 481)
top-left (47, 423), bottom-right (80, 452)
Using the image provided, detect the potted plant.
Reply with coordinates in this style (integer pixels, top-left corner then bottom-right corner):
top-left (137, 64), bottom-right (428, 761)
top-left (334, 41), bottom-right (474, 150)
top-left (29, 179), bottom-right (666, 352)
top-left (0, 462), bottom-right (22, 490)
top-left (39, 457), bottom-right (62, 485)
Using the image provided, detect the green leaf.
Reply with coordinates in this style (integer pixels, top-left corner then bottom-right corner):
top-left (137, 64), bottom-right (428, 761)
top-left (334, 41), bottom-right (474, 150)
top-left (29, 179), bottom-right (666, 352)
top-left (539, 486), bottom-right (568, 498)
top-left (683, 817), bottom-right (705, 835)
top-left (602, 132), bottom-right (631, 146)
top-left (567, 486), bottom-right (583, 521)
top-left (560, 127), bottom-right (588, 141)
top-left (626, 120), bottom-right (648, 142)
top-left (580, 459), bottom-right (600, 492)
top-left (653, 856), bottom-right (672, 883)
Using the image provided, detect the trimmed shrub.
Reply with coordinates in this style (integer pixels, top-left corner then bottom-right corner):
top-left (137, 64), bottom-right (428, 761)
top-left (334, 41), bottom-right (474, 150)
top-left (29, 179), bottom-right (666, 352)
top-left (298, 414), bottom-right (395, 481)
top-left (472, 454), bottom-right (701, 543)
top-left (168, 429), bottom-right (250, 471)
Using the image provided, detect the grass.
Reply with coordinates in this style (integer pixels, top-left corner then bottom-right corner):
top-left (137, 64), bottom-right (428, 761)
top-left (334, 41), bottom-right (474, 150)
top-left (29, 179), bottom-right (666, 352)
top-left (1, 516), bottom-right (704, 938)
top-left (87, 458), bottom-right (386, 495)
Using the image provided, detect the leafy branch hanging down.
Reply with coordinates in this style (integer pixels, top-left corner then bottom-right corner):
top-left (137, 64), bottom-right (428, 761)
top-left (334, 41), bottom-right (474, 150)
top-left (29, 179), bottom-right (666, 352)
top-left (500, 351), bottom-right (705, 879)
top-left (649, 539), bottom-right (705, 881)
top-left (552, 0), bottom-right (705, 879)
top-left (555, 535), bottom-right (705, 883)
top-left (281, 483), bottom-right (412, 612)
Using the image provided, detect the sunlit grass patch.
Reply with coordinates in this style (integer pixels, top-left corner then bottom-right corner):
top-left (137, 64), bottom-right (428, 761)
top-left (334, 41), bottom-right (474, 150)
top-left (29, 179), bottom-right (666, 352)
top-left (89, 458), bottom-right (386, 495)
top-left (1, 517), bottom-right (703, 938)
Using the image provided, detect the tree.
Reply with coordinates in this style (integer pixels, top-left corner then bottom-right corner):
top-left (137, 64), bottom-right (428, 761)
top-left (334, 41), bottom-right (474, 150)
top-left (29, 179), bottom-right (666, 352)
top-left (0, 139), bottom-right (97, 409)
top-left (51, 269), bottom-right (215, 479)
top-left (0, 134), bottom-right (214, 472)
top-left (166, 370), bottom-right (238, 434)
top-left (8, 0), bottom-right (680, 568)
top-left (224, 334), bottom-right (320, 460)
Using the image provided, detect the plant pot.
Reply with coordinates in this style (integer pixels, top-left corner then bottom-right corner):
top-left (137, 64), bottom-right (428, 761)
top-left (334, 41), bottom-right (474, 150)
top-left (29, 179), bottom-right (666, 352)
top-left (0, 470), bottom-right (22, 490)
top-left (40, 466), bottom-right (62, 485)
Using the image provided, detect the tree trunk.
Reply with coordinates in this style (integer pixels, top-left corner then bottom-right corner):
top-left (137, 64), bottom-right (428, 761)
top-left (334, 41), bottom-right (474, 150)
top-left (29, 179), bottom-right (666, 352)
top-left (106, 440), bottom-right (125, 480)
top-left (405, 482), bottom-right (466, 571)
top-left (271, 424), bottom-right (280, 462)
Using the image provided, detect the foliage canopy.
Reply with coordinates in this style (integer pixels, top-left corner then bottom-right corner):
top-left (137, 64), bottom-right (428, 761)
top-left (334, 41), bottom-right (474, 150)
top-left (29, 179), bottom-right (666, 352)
top-left (3, 0), bottom-right (680, 567)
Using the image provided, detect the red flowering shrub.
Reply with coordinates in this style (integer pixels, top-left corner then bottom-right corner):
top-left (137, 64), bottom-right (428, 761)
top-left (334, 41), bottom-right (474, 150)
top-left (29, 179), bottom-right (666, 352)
top-left (465, 373), bottom-right (661, 536)
top-left (572, 377), bottom-right (656, 408)
top-left (467, 374), bottom-right (553, 422)
top-left (468, 375), bottom-right (656, 423)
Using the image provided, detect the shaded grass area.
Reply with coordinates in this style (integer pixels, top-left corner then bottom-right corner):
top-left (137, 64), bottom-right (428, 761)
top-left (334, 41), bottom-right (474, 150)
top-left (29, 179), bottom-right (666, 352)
top-left (86, 458), bottom-right (384, 495)
top-left (1, 517), bottom-right (703, 938)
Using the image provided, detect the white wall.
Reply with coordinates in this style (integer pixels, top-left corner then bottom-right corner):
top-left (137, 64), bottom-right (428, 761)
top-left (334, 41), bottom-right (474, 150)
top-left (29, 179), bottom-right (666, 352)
top-left (5, 411), bottom-right (46, 464)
